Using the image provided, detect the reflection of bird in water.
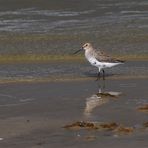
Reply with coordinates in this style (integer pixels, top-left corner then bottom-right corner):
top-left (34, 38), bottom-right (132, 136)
top-left (84, 81), bottom-right (122, 117)
top-left (84, 94), bottom-right (107, 116)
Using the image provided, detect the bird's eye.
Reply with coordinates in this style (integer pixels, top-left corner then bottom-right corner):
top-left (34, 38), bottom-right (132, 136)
top-left (85, 44), bottom-right (88, 46)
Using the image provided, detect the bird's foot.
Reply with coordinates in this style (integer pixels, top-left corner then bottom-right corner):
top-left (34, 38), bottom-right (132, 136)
top-left (95, 72), bottom-right (101, 81)
top-left (95, 77), bottom-right (100, 81)
top-left (102, 69), bottom-right (105, 80)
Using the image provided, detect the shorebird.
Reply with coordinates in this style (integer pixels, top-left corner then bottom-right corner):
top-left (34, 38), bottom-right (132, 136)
top-left (74, 43), bottom-right (124, 79)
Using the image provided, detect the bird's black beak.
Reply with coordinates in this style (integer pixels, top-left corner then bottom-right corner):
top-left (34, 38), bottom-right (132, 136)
top-left (73, 48), bottom-right (83, 54)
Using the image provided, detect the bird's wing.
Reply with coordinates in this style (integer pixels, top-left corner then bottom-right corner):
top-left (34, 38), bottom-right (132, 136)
top-left (94, 50), bottom-right (124, 63)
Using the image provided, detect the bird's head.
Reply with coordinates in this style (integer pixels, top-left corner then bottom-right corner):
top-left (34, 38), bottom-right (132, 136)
top-left (82, 43), bottom-right (93, 51)
top-left (73, 42), bottom-right (93, 54)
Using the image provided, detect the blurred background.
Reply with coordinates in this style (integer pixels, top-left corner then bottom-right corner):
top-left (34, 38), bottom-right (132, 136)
top-left (0, 0), bottom-right (147, 56)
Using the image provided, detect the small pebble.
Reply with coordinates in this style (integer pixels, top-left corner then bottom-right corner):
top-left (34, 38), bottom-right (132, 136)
top-left (113, 134), bottom-right (119, 138)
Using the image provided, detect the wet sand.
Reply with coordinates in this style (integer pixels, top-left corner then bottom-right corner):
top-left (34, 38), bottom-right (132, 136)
top-left (0, 0), bottom-right (148, 147)
top-left (0, 78), bottom-right (147, 148)
top-left (0, 60), bottom-right (147, 83)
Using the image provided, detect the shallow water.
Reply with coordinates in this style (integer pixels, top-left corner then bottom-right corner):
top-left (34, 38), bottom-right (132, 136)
top-left (0, 0), bottom-right (148, 55)
top-left (0, 1), bottom-right (147, 147)
top-left (0, 79), bottom-right (147, 148)
top-left (0, 61), bottom-right (147, 82)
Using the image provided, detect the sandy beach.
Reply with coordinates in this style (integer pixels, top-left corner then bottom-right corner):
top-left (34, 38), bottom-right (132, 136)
top-left (0, 0), bottom-right (148, 147)
top-left (0, 72), bottom-right (147, 148)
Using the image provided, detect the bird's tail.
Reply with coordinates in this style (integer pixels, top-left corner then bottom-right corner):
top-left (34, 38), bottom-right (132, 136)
top-left (116, 59), bottom-right (125, 63)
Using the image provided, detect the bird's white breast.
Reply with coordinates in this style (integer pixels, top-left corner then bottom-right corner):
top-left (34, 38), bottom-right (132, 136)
top-left (85, 54), bottom-right (101, 67)
top-left (85, 51), bottom-right (98, 66)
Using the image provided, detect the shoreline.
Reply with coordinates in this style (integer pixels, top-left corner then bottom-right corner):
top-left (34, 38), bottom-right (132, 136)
top-left (0, 54), bottom-right (147, 64)
top-left (0, 78), bottom-right (147, 148)
top-left (0, 75), bottom-right (147, 84)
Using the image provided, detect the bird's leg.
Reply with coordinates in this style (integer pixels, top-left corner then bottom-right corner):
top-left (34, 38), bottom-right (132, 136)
top-left (102, 69), bottom-right (105, 80)
top-left (95, 72), bottom-right (100, 81)
top-left (96, 68), bottom-right (101, 81)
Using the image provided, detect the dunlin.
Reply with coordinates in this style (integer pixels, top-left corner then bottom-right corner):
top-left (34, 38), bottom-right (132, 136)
top-left (74, 43), bottom-right (124, 79)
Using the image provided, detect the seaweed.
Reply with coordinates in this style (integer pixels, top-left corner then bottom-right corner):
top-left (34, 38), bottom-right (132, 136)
top-left (63, 121), bottom-right (97, 130)
top-left (114, 126), bottom-right (134, 134)
top-left (64, 121), bottom-right (135, 136)
top-left (137, 104), bottom-right (148, 113)
top-left (97, 91), bottom-right (122, 98)
top-left (99, 122), bottom-right (119, 130)
top-left (143, 122), bottom-right (148, 128)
